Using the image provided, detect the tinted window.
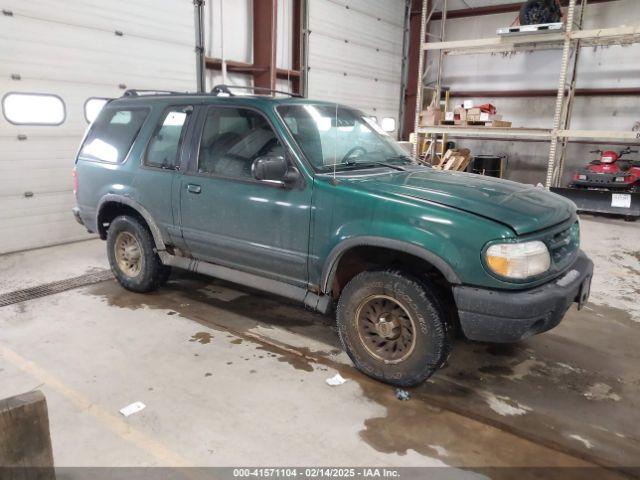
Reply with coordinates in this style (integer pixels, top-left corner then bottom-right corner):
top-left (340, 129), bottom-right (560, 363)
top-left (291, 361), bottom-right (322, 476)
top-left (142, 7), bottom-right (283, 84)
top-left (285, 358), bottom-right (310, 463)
top-left (145, 107), bottom-right (191, 169)
top-left (198, 107), bottom-right (284, 179)
top-left (2, 93), bottom-right (65, 125)
top-left (78, 107), bottom-right (149, 163)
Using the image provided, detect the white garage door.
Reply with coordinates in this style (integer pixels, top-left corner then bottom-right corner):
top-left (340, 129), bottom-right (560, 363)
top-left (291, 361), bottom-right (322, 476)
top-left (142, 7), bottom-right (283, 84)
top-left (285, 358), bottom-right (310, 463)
top-left (0, 0), bottom-right (196, 254)
top-left (307, 0), bottom-right (406, 134)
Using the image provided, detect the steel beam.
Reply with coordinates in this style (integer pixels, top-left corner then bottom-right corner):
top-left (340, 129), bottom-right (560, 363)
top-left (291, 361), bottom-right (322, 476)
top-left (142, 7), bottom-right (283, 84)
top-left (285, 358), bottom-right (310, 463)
top-left (431, 0), bottom-right (617, 20)
top-left (193, 0), bottom-right (206, 93)
top-left (253, 0), bottom-right (278, 91)
top-left (448, 88), bottom-right (640, 98)
top-left (205, 57), bottom-right (300, 80)
top-left (402, 0), bottom-right (425, 140)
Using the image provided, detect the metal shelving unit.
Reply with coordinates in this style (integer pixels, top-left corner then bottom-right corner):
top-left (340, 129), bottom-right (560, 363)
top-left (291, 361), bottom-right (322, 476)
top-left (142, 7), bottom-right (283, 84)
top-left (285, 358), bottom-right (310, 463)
top-left (412, 0), bottom-right (640, 187)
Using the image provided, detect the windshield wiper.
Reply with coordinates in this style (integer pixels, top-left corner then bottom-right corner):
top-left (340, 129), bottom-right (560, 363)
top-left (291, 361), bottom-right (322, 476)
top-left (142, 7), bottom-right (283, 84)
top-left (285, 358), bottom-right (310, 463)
top-left (342, 160), bottom-right (408, 171)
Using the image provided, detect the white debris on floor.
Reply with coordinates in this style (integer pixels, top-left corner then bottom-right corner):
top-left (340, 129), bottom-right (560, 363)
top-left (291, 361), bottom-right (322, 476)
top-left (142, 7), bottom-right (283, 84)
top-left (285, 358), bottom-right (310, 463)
top-left (569, 434), bottom-right (594, 449)
top-left (326, 373), bottom-right (347, 386)
top-left (481, 391), bottom-right (532, 417)
top-left (119, 401), bottom-right (146, 417)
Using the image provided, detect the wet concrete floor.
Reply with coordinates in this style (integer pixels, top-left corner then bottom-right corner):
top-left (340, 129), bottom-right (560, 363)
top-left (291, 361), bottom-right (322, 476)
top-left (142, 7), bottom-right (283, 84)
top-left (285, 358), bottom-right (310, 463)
top-left (0, 216), bottom-right (638, 474)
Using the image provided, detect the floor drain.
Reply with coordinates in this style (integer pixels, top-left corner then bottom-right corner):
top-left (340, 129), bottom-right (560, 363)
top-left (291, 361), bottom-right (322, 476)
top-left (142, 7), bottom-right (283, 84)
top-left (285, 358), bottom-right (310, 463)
top-left (0, 269), bottom-right (113, 307)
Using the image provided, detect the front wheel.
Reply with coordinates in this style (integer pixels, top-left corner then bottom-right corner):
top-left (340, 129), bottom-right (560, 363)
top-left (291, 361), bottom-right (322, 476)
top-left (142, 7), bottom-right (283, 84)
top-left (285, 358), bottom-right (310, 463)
top-left (106, 215), bottom-right (170, 293)
top-left (336, 270), bottom-right (451, 387)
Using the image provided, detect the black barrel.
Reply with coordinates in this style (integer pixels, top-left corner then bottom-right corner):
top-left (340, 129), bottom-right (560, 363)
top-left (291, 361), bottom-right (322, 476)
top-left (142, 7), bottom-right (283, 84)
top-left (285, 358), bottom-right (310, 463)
top-left (470, 154), bottom-right (506, 178)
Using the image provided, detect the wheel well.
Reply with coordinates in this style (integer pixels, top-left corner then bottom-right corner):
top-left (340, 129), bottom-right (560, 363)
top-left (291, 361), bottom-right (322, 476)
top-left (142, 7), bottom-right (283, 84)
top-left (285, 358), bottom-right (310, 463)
top-left (329, 246), bottom-right (459, 329)
top-left (97, 202), bottom-right (148, 240)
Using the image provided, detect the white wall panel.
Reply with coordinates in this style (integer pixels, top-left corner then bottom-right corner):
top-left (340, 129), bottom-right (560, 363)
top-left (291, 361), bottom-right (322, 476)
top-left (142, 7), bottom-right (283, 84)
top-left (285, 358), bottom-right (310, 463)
top-left (0, 0), bottom-right (196, 254)
top-left (307, 0), bottom-right (406, 132)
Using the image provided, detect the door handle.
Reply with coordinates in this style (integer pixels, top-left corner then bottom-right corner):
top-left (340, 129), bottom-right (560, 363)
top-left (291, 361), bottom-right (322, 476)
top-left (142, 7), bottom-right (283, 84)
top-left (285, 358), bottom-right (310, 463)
top-left (187, 184), bottom-right (202, 194)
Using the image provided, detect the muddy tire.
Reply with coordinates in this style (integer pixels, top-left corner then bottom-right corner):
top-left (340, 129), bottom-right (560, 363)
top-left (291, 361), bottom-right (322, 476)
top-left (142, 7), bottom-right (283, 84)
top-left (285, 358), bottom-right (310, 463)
top-left (106, 215), bottom-right (168, 293)
top-left (336, 270), bottom-right (450, 387)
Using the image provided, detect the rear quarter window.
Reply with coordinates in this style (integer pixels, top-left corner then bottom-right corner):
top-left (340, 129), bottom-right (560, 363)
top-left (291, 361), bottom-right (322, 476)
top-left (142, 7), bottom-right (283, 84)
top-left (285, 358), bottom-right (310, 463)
top-left (78, 107), bottom-right (149, 163)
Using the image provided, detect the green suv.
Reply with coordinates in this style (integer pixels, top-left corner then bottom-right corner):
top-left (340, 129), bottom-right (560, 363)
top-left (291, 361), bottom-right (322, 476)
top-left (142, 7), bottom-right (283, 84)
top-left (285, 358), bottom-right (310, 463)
top-left (73, 87), bottom-right (593, 386)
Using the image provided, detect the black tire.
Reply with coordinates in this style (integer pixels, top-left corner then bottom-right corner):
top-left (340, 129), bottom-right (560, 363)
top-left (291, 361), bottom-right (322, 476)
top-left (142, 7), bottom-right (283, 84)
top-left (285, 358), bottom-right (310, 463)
top-left (106, 215), bottom-right (168, 293)
top-left (336, 270), bottom-right (451, 387)
top-left (519, 0), bottom-right (561, 26)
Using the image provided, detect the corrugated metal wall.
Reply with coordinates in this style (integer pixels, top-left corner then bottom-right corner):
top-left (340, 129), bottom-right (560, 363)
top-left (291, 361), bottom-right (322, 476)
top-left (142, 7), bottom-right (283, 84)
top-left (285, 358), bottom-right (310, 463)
top-left (0, 0), bottom-right (407, 254)
top-left (0, 0), bottom-right (195, 254)
top-left (307, 0), bottom-right (406, 126)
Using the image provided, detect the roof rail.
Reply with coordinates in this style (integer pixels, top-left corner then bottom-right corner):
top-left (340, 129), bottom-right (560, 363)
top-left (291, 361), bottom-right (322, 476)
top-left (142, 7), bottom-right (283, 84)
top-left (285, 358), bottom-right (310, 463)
top-left (211, 84), bottom-right (303, 98)
top-left (122, 89), bottom-right (185, 97)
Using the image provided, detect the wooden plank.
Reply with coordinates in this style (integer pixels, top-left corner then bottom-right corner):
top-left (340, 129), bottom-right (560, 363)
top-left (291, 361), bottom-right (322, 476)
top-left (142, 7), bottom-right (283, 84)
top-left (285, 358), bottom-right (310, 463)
top-left (0, 390), bottom-right (55, 478)
top-left (422, 24), bottom-right (640, 54)
top-left (557, 129), bottom-right (640, 141)
top-left (417, 125), bottom-right (553, 139)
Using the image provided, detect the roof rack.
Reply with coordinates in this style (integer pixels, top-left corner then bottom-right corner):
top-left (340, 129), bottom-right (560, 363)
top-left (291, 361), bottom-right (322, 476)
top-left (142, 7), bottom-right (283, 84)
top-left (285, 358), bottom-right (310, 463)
top-left (122, 89), bottom-right (185, 97)
top-left (211, 84), bottom-right (303, 98)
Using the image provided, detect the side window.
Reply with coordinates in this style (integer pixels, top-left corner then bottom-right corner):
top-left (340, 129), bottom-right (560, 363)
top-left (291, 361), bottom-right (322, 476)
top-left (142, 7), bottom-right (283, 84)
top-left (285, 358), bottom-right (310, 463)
top-left (78, 107), bottom-right (149, 163)
top-left (198, 107), bottom-right (284, 179)
top-left (145, 107), bottom-right (191, 169)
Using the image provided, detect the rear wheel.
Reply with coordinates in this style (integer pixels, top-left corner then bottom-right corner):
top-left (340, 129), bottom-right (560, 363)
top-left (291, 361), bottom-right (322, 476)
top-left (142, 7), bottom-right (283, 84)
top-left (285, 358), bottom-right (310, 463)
top-left (106, 215), bottom-right (169, 292)
top-left (336, 270), bottom-right (451, 386)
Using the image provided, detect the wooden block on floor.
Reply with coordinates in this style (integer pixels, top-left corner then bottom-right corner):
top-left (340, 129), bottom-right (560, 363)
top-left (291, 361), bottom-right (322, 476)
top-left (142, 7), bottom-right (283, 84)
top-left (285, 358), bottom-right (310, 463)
top-left (0, 390), bottom-right (55, 479)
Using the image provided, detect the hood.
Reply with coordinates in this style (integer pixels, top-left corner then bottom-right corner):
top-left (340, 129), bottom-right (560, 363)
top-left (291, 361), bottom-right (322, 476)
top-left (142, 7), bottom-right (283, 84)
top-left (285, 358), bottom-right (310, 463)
top-left (344, 167), bottom-right (575, 235)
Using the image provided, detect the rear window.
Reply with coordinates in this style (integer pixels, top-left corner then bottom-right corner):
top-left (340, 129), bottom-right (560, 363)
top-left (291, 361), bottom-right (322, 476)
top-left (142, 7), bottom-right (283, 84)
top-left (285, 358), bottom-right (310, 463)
top-left (78, 107), bottom-right (149, 163)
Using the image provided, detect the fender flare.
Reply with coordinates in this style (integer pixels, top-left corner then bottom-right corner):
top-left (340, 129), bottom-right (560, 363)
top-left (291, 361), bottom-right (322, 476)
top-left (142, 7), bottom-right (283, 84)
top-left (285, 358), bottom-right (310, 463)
top-left (96, 194), bottom-right (167, 251)
top-left (320, 236), bottom-right (460, 294)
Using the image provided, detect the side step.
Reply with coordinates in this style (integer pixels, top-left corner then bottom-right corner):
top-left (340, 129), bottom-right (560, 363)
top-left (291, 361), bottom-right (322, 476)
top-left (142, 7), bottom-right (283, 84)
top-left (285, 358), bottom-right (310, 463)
top-left (551, 188), bottom-right (640, 218)
top-left (159, 252), bottom-right (332, 314)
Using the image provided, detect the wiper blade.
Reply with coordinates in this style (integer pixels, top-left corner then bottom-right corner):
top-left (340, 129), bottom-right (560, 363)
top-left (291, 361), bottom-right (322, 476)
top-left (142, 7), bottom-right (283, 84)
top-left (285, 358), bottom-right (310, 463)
top-left (341, 161), bottom-right (408, 171)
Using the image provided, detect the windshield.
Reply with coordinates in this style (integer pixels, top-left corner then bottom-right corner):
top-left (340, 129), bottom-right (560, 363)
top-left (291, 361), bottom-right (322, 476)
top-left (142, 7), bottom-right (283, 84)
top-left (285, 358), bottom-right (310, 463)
top-left (277, 104), bottom-right (412, 171)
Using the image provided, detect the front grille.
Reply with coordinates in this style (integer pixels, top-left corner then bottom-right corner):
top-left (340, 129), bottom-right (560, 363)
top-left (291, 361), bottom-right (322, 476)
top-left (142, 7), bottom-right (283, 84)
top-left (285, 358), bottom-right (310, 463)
top-left (546, 222), bottom-right (579, 270)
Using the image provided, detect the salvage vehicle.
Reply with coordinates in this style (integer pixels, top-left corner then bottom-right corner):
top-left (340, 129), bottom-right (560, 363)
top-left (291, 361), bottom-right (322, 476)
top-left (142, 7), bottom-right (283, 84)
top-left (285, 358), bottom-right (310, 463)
top-left (73, 86), bottom-right (594, 386)
top-left (552, 147), bottom-right (640, 219)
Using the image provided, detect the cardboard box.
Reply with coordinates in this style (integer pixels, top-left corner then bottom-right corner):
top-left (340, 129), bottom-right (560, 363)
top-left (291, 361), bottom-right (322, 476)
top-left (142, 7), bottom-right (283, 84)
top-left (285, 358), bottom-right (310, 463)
top-left (420, 106), bottom-right (442, 126)
top-left (467, 107), bottom-right (481, 116)
top-left (453, 106), bottom-right (467, 125)
top-left (444, 111), bottom-right (455, 122)
top-left (490, 120), bottom-right (512, 128)
top-left (463, 100), bottom-right (474, 109)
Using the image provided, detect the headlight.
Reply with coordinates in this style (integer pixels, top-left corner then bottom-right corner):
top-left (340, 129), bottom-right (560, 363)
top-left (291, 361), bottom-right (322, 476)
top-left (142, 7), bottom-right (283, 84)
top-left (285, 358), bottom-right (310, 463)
top-left (485, 241), bottom-right (551, 279)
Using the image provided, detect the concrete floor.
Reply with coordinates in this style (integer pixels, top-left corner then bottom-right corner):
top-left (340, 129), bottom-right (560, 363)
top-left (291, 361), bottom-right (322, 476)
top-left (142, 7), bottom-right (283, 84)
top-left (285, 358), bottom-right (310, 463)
top-left (0, 216), bottom-right (639, 476)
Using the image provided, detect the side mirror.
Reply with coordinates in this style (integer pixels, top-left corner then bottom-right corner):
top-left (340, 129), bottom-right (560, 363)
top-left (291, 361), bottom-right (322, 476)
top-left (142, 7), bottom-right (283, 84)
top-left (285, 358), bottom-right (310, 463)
top-left (252, 155), bottom-right (301, 187)
top-left (252, 155), bottom-right (288, 182)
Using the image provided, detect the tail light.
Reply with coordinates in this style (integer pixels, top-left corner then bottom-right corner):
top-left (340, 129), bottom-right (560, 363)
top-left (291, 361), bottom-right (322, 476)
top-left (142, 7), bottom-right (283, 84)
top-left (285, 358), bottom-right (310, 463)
top-left (72, 167), bottom-right (78, 196)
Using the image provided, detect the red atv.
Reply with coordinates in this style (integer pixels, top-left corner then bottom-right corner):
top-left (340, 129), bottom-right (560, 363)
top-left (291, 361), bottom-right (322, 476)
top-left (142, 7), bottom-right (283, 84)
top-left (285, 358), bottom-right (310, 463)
top-left (570, 148), bottom-right (640, 192)
top-left (552, 147), bottom-right (640, 219)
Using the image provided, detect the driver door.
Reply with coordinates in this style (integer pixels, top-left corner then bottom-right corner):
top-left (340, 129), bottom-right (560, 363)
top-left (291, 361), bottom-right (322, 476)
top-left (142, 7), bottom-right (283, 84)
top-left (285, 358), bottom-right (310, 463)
top-left (179, 105), bottom-right (312, 288)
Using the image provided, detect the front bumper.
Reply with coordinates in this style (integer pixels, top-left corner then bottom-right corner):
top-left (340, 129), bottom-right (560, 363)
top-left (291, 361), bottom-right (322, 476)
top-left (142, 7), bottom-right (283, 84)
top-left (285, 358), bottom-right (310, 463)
top-left (453, 251), bottom-right (594, 343)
